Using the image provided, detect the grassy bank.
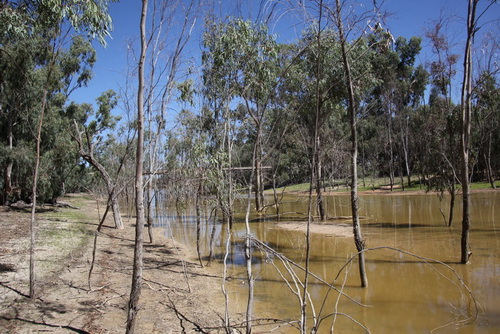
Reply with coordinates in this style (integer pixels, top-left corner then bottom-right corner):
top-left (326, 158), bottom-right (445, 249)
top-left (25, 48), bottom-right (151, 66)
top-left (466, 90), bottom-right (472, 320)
top-left (267, 177), bottom-right (500, 194)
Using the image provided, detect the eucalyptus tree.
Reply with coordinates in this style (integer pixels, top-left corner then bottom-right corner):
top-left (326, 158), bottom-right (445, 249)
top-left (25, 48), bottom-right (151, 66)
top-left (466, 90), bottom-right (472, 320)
top-left (173, 109), bottom-right (209, 265)
top-left (472, 28), bottom-right (500, 187)
top-left (460, 0), bottom-right (477, 264)
top-left (203, 18), bottom-right (280, 213)
top-left (367, 32), bottom-right (428, 189)
top-left (327, 0), bottom-right (382, 288)
top-left (290, 27), bottom-right (347, 220)
top-left (142, 0), bottom-right (200, 243)
top-left (126, 0), bottom-right (148, 332)
top-left (472, 71), bottom-right (499, 188)
top-left (271, 43), bottom-right (311, 186)
top-left (0, 18), bottom-right (104, 203)
top-left (0, 0), bottom-right (114, 299)
top-left (459, 0), bottom-right (498, 264)
top-left (201, 17), bottom-right (239, 226)
top-left (71, 90), bottom-right (125, 229)
top-left (394, 39), bottom-right (428, 188)
top-left (236, 19), bottom-right (281, 214)
top-left (424, 18), bottom-right (461, 226)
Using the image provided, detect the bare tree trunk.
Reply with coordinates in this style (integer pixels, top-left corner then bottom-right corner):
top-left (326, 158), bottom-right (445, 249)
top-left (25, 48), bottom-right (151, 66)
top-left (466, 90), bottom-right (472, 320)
top-left (221, 209), bottom-right (232, 332)
top-left (254, 137), bottom-right (264, 212)
top-left (110, 193), bottom-right (124, 229)
top-left (335, 0), bottom-right (368, 287)
top-left (446, 119), bottom-right (457, 227)
top-left (146, 181), bottom-right (154, 243)
top-left (448, 183), bottom-right (455, 227)
top-left (485, 134), bottom-right (496, 189)
top-left (4, 115), bottom-right (14, 203)
top-left (207, 209), bottom-right (218, 267)
top-left (399, 156), bottom-right (405, 190)
top-left (387, 109), bottom-right (395, 191)
top-left (460, 0), bottom-right (477, 265)
top-left (315, 139), bottom-right (325, 220)
top-left (245, 184), bottom-right (254, 334)
top-left (301, 4), bottom-right (325, 331)
top-left (401, 119), bottom-right (412, 188)
top-left (361, 136), bottom-right (367, 189)
top-left (126, 1), bottom-right (148, 332)
top-left (271, 176), bottom-right (282, 218)
top-left (195, 181), bottom-right (203, 267)
top-left (245, 116), bottom-right (263, 334)
top-left (226, 125), bottom-right (234, 227)
top-left (29, 88), bottom-right (48, 299)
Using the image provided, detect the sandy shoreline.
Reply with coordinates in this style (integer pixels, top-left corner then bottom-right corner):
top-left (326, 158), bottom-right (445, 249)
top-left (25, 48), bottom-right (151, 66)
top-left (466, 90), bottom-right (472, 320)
top-left (277, 220), bottom-right (354, 237)
top-left (0, 194), bottom-right (231, 333)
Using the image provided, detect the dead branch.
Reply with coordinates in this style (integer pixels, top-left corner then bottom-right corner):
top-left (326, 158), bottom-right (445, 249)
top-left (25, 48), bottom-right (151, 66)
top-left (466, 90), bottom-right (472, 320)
top-left (88, 193), bottom-right (112, 291)
top-left (321, 312), bottom-right (371, 333)
top-left (163, 297), bottom-right (209, 334)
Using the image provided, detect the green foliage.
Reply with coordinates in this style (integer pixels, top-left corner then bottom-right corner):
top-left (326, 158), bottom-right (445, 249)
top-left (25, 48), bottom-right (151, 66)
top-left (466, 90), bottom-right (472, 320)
top-left (0, 0), bottom-right (115, 203)
top-left (86, 89), bottom-right (120, 134)
top-left (41, 0), bottom-right (115, 46)
top-left (177, 80), bottom-right (195, 105)
top-left (202, 17), bottom-right (280, 110)
top-left (471, 71), bottom-right (500, 182)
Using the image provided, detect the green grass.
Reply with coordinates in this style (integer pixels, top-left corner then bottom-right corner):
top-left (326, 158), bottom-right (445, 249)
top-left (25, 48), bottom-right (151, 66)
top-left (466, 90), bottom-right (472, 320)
top-left (265, 183), bottom-right (311, 193)
top-left (34, 194), bottom-right (96, 279)
top-left (269, 177), bottom-right (499, 194)
top-left (46, 208), bottom-right (88, 222)
top-left (470, 181), bottom-right (500, 190)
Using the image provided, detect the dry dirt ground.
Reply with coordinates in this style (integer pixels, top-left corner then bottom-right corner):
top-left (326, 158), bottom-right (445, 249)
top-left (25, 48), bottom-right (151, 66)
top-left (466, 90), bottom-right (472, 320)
top-left (0, 193), bottom-right (236, 333)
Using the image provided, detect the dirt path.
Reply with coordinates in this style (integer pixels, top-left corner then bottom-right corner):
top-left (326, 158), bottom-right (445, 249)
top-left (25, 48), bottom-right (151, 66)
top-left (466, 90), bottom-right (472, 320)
top-left (0, 194), bottom-right (231, 333)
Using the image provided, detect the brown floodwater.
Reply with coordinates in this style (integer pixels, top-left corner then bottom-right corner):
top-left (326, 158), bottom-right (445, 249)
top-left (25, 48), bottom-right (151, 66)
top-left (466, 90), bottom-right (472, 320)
top-left (156, 191), bottom-right (500, 333)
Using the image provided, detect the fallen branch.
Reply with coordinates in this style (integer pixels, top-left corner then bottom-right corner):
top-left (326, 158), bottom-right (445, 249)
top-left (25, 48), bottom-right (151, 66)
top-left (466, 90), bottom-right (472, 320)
top-left (52, 202), bottom-right (80, 209)
top-left (163, 297), bottom-right (209, 334)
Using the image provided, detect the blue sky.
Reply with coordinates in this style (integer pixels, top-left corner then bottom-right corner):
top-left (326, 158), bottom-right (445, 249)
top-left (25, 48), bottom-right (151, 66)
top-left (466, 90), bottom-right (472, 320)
top-left (70, 0), bottom-right (498, 115)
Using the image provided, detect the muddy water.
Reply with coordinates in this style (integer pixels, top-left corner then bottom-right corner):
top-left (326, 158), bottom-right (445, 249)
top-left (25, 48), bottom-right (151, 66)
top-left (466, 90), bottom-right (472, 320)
top-left (156, 191), bottom-right (500, 333)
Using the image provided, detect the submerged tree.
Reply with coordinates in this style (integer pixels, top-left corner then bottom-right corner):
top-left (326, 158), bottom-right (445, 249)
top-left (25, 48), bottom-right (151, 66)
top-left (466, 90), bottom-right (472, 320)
top-left (143, 0), bottom-right (199, 243)
top-left (202, 18), bottom-right (280, 214)
top-left (330, 0), bottom-right (378, 288)
top-left (425, 17), bottom-right (461, 226)
top-left (460, 0), bottom-right (497, 264)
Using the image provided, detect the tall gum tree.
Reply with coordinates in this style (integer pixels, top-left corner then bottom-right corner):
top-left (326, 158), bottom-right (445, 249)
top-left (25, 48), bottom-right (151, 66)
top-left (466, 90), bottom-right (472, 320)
top-left (460, 0), bottom-right (497, 263)
top-left (203, 18), bottom-right (280, 213)
top-left (143, 0), bottom-right (199, 243)
top-left (473, 72), bottom-right (499, 189)
top-left (126, 0), bottom-right (148, 332)
top-left (0, 0), bottom-right (115, 299)
top-left (425, 18), bottom-right (460, 226)
top-left (330, 0), bottom-right (379, 288)
top-left (201, 17), bottom-right (240, 227)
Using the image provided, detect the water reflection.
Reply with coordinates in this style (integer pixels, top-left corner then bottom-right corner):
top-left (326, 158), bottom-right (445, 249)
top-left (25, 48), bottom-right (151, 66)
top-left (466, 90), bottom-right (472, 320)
top-left (154, 191), bottom-right (500, 333)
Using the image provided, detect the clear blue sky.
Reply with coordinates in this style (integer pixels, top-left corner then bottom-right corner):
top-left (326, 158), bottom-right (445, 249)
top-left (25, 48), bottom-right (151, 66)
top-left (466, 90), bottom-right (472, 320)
top-left (70, 0), bottom-right (498, 114)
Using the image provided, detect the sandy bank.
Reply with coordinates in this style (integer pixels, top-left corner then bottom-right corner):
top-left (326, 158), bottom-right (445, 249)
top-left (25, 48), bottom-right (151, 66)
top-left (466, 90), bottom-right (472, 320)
top-left (0, 194), bottom-right (231, 333)
top-left (277, 220), bottom-right (354, 237)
